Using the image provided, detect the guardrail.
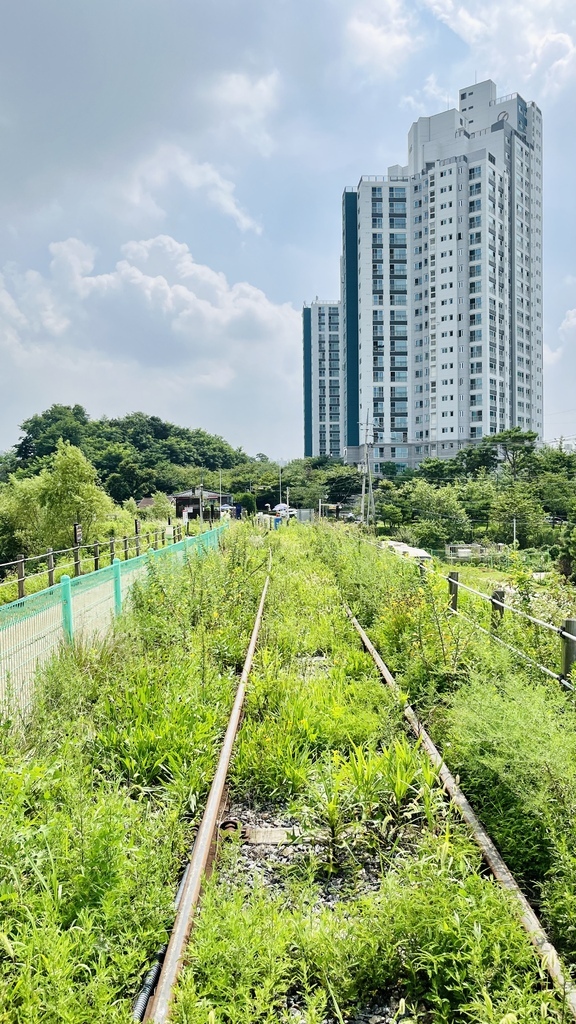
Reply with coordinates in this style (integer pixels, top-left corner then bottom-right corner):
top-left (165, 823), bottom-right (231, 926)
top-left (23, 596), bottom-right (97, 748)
top-left (0, 522), bottom-right (200, 604)
top-left (0, 525), bottom-right (226, 724)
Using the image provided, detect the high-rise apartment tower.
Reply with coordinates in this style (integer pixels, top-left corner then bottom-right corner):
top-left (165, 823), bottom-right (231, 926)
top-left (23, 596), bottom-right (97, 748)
top-left (303, 80), bottom-right (543, 472)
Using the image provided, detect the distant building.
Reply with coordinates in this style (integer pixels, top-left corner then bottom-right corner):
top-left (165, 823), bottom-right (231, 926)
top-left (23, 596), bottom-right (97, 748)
top-left (304, 80), bottom-right (543, 473)
top-left (303, 300), bottom-right (343, 458)
top-left (172, 488), bottom-right (233, 518)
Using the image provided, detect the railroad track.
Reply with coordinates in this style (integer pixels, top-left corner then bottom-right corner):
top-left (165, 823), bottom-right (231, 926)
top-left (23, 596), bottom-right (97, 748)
top-left (133, 544), bottom-right (576, 1024)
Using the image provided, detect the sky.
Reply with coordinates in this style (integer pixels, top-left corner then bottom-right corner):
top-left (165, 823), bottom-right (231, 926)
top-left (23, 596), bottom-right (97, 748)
top-left (0, 0), bottom-right (575, 459)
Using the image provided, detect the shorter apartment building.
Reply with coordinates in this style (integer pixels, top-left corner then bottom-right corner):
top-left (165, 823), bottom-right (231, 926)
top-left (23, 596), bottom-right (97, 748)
top-left (303, 300), bottom-right (343, 458)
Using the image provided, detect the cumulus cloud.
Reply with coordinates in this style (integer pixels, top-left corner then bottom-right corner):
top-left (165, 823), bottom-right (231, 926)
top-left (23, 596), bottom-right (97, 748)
top-left (0, 236), bottom-right (301, 456)
top-left (207, 70), bottom-right (280, 156)
top-left (124, 145), bottom-right (261, 233)
top-left (345, 0), bottom-right (423, 76)
top-left (421, 0), bottom-right (576, 95)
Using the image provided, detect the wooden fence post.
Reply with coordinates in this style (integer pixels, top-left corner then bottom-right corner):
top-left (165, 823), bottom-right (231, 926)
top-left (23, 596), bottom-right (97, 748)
top-left (94, 540), bottom-right (100, 572)
top-left (17, 555), bottom-right (25, 600)
top-left (448, 571), bottom-right (459, 612)
top-left (561, 618), bottom-right (576, 683)
top-left (491, 589), bottom-right (505, 630)
top-left (109, 537), bottom-right (115, 565)
top-left (123, 536), bottom-right (129, 560)
top-left (47, 548), bottom-right (55, 588)
top-left (73, 545), bottom-right (81, 578)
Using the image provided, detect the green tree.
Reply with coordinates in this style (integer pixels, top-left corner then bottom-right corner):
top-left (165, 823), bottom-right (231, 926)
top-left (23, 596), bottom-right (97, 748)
top-left (323, 466), bottom-right (361, 503)
top-left (40, 441), bottom-right (114, 547)
top-left (15, 404), bottom-right (89, 463)
top-left (488, 485), bottom-right (548, 548)
top-left (404, 480), bottom-right (470, 547)
top-left (489, 428), bottom-right (538, 481)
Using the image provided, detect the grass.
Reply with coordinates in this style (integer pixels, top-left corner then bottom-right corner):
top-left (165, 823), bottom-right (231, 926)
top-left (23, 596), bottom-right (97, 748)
top-left (0, 525), bottom-right (267, 1021)
top-left (172, 526), bottom-right (567, 1023)
top-left (315, 524), bottom-right (576, 974)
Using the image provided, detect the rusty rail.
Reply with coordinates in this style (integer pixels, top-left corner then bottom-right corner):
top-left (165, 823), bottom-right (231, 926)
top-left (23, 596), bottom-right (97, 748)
top-left (143, 568), bottom-right (271, 1022)
top-left (345, 605), bottom-right (576, 1021)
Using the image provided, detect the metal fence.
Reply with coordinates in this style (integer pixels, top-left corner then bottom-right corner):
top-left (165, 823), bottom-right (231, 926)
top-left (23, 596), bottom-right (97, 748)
top-left (0, 526), bottom-right (225, 722)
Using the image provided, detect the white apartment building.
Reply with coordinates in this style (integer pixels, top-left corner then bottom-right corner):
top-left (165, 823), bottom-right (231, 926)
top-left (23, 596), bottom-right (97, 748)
top-left (303, 300), bottom-right (343, 458)
top-left (305, 80), bottom-right (543, 472)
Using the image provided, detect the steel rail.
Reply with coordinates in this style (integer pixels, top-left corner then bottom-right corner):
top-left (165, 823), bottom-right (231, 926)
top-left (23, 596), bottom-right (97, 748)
top-left (345, 604), bottom-right (576, 1020)
top-left (145, 567), bottom-right (271, 1023)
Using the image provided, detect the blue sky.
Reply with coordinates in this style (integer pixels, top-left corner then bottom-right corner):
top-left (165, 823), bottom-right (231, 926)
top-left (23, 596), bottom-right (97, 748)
top-left (0, 0), bottom-right (574, 458)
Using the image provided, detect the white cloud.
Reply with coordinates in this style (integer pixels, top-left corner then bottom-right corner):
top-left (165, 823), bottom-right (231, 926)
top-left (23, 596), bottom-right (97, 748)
top-left (345, 0), bottom-right (423, 76)
top-left (421, 0), bottom-right (576, 95)
top-left (543, 342), bottom-right (564, 366)
top-left (0, 236), bottom-right (302, 456)
top-left (207, 71), bottom-right (280, 156)
top-left (125, 144), bottom-right (261, 233)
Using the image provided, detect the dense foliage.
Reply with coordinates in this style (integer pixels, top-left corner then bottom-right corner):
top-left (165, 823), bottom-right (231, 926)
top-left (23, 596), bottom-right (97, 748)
top-left (0, 405), bottom-right (250, 500)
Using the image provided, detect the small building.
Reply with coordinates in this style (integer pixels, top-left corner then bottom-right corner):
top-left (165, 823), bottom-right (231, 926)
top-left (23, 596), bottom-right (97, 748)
top-left (173, 489), bottom-right (233, 519)
top-left (384, 540), bottom-right (432, 561)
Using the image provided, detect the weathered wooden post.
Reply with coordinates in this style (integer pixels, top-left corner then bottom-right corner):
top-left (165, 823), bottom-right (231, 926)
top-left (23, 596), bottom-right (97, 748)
top-left (123, 536), bottom-right (129, 560)
top-left (154, 529), bottom-right (159, 550)
top-left (561, 618), bottom-right (576, 684)
top-left (73, 523), bottom-right (82, 577)
top-left (47, 548), bottom-right (55, 588)
top-left (109, 536), bottom-right (115, 565)
top-left (94, 540), bottom-right (100, 572)
top-left (17, 555), bottom-right (25, 600)
top-left (448, 571), bottom-right (459, 612)
top-left (491, 588), bottom-right (505, 630)
top-left (135, 519), bottom-right (141, 556)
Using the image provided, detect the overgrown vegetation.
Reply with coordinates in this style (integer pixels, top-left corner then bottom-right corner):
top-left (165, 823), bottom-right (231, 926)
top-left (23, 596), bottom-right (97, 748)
top-left (0, 526), bottom-right (266, 1020)
top-left (172, 527), bottom-right (567, 1023)
top-left (316, 525), bottom-right (576, 976)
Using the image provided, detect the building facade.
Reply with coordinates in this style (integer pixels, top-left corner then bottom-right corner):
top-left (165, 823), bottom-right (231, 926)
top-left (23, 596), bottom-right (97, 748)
top-left (303, 80), bottom-right (543, 472)
top-left (302, 300), bottom-right (343, 458)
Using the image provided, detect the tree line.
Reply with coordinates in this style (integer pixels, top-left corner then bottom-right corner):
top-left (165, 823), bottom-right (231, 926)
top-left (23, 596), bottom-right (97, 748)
top-left (2, 408), bottom-right (576, 577)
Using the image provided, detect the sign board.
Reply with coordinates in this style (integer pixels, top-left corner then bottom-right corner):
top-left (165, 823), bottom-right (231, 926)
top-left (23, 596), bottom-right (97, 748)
top-left (182, 506), bottom-right (195, 523)
top-left (73, 523), bottom-right (83, 546)
top-left (134, 518), bottom-right (141, 535)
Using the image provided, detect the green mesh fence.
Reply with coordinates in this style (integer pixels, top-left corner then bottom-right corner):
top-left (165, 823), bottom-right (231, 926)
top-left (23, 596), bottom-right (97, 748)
top-left (0, 525), bottom-right (227, 722)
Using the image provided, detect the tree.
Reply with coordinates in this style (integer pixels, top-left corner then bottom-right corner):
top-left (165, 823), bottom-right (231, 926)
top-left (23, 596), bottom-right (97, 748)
top-left (489, 428), bottom-right (538, 481)
top-left (416, 458), bottom-right (456, 485)
top-left (453, 439), bottom-right (498, 477)
top-left (404, 480), bottom-right (470, 546)
top-left (40, 441), bottom-right (114, 547)
top-left (0, 441), bottom-right (114, 559)
top-left (488, 485), bottom-right (548, 548)
top-left (15, 404), bottom-right (89, 463)
top-left (323, 467), bottom-right (361, 503)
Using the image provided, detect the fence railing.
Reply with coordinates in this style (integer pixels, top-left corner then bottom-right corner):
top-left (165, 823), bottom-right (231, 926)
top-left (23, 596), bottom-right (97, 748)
top-left (0, 522), bottom-right (199, 605)
top-left (0, 525), bottom-right (226, 723)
